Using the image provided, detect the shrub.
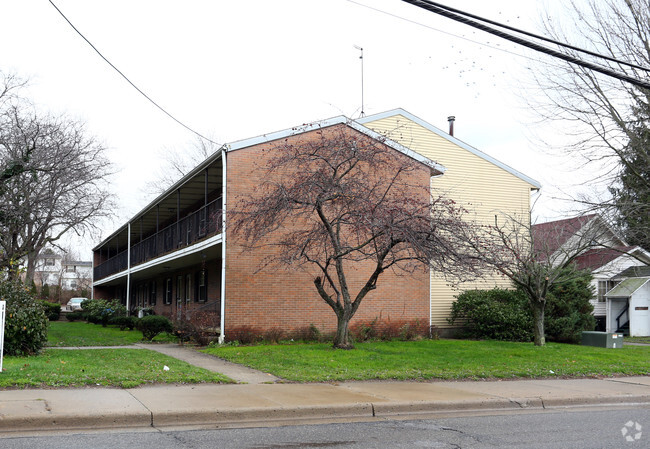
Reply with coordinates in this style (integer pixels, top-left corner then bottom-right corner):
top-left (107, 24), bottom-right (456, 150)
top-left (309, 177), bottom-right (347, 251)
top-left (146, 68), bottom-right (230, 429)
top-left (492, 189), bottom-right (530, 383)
top-left (110, 315), bottom-right (139, 331)
top-left (449, 289), bottom-right (533, 342)
top-left (1, 279), bottom-right (48, 356)
top-left (450, 268), bottom-right (597, 343)
top-left (81, 299), bottom-right (127, 326)
top-left (263, 327), bottom-right (285, 343)
top-left (226, 325), bottom-right (260, 345)
top-left (544, 268), bottom-right (596, 343)
top-left (40, 300), bottom-right (61, 321)
top-left (137, 315), bottom-right (173, 340)
top-left (66, 311), bottom-right (84, 321)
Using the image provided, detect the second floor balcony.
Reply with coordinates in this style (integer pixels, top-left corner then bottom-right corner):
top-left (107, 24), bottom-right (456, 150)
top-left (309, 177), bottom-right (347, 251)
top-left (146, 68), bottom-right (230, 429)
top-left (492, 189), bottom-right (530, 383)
top-left (94, 198), bottom-right (222, 281)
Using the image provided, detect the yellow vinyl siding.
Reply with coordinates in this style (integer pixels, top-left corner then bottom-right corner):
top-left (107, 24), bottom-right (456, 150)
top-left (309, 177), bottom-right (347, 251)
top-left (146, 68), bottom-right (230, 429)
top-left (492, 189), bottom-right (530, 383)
top-left (364, 114), bottom-right (535, 328)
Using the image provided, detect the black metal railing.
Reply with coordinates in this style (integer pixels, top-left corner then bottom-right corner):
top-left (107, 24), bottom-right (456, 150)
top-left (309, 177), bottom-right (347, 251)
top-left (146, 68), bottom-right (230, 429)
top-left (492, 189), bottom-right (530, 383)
top-left (616, 299), bottom-right (630, 332)
top-left (94, 198), bottom-right (222, 281)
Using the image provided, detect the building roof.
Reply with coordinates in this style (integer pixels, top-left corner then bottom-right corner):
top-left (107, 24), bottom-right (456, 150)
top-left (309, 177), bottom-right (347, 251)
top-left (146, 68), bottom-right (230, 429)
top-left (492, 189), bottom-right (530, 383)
top-left (94, 113), bottom-right (445, 251)
top-left (615, 265), bottom-right (650, 279)
top-left (531, 214), bottom-right (599, 259)
top-left (357, 108), bottom-right (541, 189)
top-left (573, 246), bottom-right (636, 271)
top-left (226, 115), bottom-right (446, 176)
top-left (606, 277), bottom-right (650, 298)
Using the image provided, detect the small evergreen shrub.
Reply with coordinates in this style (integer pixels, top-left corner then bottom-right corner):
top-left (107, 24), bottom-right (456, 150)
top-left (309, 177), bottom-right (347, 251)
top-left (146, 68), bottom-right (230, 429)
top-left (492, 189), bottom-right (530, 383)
top-left (1, 279), bottom-right (48, 356)
top-left (449, 289), bottom-right (533, 342)
top-left (544, 268), bottom-right (596, 343)
top-left (40, 300), bottom-right (62, 321)
top-left (137, 315), bottom-right (173, 340)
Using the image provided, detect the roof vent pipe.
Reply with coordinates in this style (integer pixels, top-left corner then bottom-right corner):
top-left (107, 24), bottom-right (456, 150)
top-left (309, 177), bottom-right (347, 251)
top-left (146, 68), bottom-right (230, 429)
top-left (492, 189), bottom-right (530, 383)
top-left (448, 116), bottom-right (455, 136)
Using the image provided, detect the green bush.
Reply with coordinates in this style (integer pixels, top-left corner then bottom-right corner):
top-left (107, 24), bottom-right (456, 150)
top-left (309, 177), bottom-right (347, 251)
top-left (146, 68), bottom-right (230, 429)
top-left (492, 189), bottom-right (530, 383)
top-left (39, 300), bottom-right (61, 321)
top-left (109, 315), bottom-right (139, 331)
top-left (449, 289), bottom-right (533, 342)
top-left (137, 315), bottom-right (173, 340)
top-left (544, 268), bottom-right (596, 343)
top-left (66, 311), bottom-right (84, 321)
top-left (449, 267), bottom-right (597, 344)
top-left (1, 279), bottom-right (48, 356)
top-left (80, 299), bottom-right (127, 326)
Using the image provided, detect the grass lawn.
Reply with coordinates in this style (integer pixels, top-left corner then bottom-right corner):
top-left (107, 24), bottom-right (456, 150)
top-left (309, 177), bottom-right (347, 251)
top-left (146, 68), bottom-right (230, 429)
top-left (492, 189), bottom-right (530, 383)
top-left (203, 339), bottom-right (650, 382)
top-left (47, 321), bottom-right (177, 347)
top-left (626, 336), bottom-right (650, 344)
top-left (1, 348), bottom-right (232, 388)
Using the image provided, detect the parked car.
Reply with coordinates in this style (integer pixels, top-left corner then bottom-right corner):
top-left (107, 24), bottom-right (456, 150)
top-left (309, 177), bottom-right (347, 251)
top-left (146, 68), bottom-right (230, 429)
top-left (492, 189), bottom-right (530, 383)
top-left (67, 297), bottom-right (87, 311)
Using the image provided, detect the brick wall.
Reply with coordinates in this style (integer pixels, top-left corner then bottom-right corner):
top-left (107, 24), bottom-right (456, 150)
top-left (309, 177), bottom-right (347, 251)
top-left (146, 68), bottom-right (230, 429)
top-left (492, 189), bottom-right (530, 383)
top-left (224, 124), bottom-right (431, 334)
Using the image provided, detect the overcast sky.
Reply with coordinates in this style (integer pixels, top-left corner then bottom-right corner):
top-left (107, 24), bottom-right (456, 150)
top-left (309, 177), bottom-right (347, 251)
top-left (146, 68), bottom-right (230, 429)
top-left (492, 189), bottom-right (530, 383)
top-left (2, 0), bottom-right (589, 257)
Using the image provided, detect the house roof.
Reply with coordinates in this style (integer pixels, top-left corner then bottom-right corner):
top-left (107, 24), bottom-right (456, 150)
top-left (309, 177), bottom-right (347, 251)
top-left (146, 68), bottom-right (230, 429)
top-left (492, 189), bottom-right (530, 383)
top-left (357, 108), bottom-right (541, 189)
top-left (616, 265), bottom-right (650, 279)
top-left (573, 246), bottom-right (636, 271)
top-left (531, 214), bottom-right (599, 259)
top-left (606, 277), bottom-right (650, 298)
top-left (225, 115), bottom-right (446, 175)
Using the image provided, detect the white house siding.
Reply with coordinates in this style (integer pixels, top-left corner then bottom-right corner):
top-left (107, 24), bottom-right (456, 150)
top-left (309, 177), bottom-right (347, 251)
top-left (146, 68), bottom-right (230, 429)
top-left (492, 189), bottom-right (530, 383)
top-left (363, 113), bottom-right (536, 328)
top-left (590, 255), bottom-right (643, 317)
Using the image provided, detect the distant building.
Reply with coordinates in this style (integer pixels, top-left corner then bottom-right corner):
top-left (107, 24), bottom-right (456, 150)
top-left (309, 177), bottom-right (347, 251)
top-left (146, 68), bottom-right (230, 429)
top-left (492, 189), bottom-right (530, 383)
top-left (33, 250), bottom-right (92, 294)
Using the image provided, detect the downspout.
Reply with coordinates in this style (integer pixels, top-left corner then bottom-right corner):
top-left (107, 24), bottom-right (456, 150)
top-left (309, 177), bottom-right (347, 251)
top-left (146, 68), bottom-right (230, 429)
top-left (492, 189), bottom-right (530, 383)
top-left (126, 223), bottom-right (131, 315)
top-left (219, 148), bottom-right (227, 344)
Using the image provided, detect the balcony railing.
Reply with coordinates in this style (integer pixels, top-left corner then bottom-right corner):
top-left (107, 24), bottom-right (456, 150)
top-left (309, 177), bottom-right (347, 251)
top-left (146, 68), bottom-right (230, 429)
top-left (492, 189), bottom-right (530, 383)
top-left (94, 198), bottom-right (222, 281)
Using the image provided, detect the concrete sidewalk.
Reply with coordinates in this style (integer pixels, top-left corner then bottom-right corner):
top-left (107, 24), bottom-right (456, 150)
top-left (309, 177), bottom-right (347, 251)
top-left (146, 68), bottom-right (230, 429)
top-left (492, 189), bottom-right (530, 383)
top-left (1, 376), bottom-right (649, 435)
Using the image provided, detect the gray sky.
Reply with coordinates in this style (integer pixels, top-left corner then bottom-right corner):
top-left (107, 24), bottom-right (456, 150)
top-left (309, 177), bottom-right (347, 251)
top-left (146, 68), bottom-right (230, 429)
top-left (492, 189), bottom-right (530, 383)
top-left (2, 0), bottom-right (587, 257)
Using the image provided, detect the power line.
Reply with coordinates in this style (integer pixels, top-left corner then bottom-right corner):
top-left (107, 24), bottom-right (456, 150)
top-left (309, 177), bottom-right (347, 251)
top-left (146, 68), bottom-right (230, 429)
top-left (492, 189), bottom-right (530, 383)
top-left (400, 0), bottom-right (650, 90)
top-left (346, 0), bottom-right (536, 63)
top-left (422, 0), bottom-right (650, 73)
top-left (48, 0), bottom-right (220, 146)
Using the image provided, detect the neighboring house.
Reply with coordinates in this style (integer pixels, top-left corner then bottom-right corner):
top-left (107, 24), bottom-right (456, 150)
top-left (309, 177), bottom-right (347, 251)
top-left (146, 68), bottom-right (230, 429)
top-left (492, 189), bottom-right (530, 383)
top-left (532, 215), bottom-right (650, 333)
top-left (92, 109), bottom-right (540, 339)
top-left (358, 109), bottom-right (540, 331)
top-left (33, 251), bottom-right (93, 294)
top-left (605, 266), bottom-right (650, 337)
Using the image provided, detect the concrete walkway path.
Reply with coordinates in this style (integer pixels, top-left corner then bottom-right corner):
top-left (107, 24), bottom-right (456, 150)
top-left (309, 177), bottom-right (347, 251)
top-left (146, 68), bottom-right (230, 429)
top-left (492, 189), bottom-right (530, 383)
top-left (135, 343), bottom-right (280, 384)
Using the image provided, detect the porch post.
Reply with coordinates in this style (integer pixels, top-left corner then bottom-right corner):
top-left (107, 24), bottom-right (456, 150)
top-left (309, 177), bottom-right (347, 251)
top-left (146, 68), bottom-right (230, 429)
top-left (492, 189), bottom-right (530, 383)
top-left (126, 222), bottom-right (131, 316)
top-left (219, 149), bottom-right (227, 344)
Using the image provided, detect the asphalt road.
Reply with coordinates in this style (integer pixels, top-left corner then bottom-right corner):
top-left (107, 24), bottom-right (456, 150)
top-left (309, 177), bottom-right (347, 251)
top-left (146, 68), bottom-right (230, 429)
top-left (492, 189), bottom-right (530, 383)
top-left (2, 406), bottom-right (649, 448)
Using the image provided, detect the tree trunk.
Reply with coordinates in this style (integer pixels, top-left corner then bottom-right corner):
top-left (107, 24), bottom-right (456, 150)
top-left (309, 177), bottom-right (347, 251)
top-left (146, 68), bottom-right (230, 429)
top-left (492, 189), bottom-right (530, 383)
top-left (531, 299), bottom-right (546, 346)
top-left (333, 309), bottom-right (354, 350)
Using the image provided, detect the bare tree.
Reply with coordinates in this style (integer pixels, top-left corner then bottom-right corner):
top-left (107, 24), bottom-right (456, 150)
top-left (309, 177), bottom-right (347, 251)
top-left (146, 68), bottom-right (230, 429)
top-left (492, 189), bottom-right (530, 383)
top-left (0, 75), bottom-right (113, 279)
top-left (142, 136), bottom-right (220, 197)
top-left (528, 0), bottom-right (650, 239)
top-left (459, 214), bottom-right (613, 346)
top-left (231, 125), bottom-right (482, 349)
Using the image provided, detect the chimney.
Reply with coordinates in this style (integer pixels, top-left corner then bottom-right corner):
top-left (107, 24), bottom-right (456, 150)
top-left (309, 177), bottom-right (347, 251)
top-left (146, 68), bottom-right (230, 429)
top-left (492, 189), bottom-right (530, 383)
top-left (447, 116), bottom-right (455, 136)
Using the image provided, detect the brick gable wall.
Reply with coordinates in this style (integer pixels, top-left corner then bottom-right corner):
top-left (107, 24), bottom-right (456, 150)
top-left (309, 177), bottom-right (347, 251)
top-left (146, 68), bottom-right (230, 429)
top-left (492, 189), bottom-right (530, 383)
top-left (224, 124), bottom-right (430, 334)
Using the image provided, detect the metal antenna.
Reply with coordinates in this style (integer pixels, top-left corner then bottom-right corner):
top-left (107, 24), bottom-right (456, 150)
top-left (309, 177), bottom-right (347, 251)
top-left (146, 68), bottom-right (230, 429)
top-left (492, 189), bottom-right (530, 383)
top-left (354, 45), bottom-right (364, 117)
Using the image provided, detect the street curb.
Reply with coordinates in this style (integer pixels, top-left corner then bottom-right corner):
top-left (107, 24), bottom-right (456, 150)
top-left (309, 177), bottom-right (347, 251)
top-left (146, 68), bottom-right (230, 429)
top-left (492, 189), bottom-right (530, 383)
top-left (3, 395), bottom-right (650, 435)
top-left (0, 410), bottom-right (152, 434)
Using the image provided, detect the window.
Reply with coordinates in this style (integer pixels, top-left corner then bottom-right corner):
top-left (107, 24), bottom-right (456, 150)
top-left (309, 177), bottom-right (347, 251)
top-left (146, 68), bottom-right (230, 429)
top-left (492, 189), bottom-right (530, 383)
top-left (176, 276), bottom-right (183, 303)
top-left (45, 259), bottom-right (55, 266)
top-left (70, 281), bottom-right (77, 289)
top-left (150, 281), bottom-right (157, 306)
top-left (185, 274), bottom-right (192, 302)
top-left (65, 265), bottom-right (75, 273)
top-left (597, 280), bottom-right (619, 302)
top-left (196, 269), bottom-right (207, 303)
top-left (165, 278), bottom-right (172, 305)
